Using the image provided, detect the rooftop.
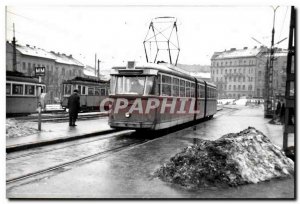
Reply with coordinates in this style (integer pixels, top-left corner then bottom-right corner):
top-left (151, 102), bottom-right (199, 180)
top-left (9, 42), bottom-right (84, 67)
top-left (212, 46), bottom-right (268, 60)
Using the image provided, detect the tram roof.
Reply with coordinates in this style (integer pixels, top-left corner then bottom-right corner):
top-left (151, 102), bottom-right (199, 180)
top-left (63, 76), bottom-right (109, 85)
top-left (112, 62), bottom-right (215, 87)
top-left (6, 71), bottom-right (45, 85)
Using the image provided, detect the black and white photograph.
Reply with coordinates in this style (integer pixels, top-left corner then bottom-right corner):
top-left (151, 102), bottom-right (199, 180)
top-left (3, 2), bottom-right (296, 200)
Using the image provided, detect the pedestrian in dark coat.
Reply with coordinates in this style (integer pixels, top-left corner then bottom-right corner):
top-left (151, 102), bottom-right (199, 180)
top-left (275, 101), bottom-right (281, 116)
top-left (68, 89), bottom-right (80, 126)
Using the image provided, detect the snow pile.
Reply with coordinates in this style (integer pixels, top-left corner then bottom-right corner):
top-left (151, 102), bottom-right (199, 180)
top-left (156, 127), bottom-right (294, 189)
top-left (6, 119), bottom-right (39, 138)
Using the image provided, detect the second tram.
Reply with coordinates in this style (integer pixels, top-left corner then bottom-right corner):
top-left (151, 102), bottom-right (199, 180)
top-left (61, 76), bottom-right (110, 111)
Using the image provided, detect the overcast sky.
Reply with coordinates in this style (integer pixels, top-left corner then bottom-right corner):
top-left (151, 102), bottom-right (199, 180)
top-left (6, 5), bottom-right (291, 68)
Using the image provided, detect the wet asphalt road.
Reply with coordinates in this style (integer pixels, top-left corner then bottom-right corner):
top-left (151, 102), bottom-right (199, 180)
top-left (6, 105), bottom-right (294, 199)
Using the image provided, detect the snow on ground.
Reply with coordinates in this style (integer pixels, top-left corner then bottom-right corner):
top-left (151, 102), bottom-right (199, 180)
top-left (6, 119), bottom-right (40, 138)
top-left (234, 99), bottom-right (248, 105)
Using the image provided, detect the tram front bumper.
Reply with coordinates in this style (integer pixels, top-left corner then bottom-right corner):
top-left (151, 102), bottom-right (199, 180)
top-left (109, 121), bottom-right (154, 129)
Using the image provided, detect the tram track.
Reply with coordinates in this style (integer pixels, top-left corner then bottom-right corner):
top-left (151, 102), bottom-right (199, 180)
top-left (6, 129), bottom-right (147, 186)
top-left (6, 129), bottom-right (134, 160)
top-left (7, 140), bottom-right (144, 185)
top-left (7, 108), bottom-right (238, 187)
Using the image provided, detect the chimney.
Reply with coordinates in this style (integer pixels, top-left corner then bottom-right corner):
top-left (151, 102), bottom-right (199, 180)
top-left (243, 47), bottom-right (248, 50)
top-left (26, 44), bottom-right (30, 47)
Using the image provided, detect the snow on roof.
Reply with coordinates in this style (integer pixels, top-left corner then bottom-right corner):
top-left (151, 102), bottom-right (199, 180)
top-left (15, 44), bottom-right (84, 67)
top-left (16, 44), bottom-right (56, 60)
top-left (214, 47), bottom-right (265, 60)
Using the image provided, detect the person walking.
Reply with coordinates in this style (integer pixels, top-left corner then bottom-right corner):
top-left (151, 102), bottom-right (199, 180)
top-left (68, 89), bottom-right (80, 126)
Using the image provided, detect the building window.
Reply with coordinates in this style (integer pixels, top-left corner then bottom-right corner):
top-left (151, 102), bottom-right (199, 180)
top-left (234, 69), bottom-right (236, 73)
top-left (234, 77), bottom-right (236, 82)
top-left (22, 62), bottom-right (26, 71)
top-left (248, 85), bottom-right (252, 91)
top-left (230, 69), bottom-right (232, 74)
top-left (258, 71), bottom-right (262, 77)
top-left (229, 85), bottom-right (231, 90)
top-left (238, 85), bottom-right (241, 90)
top-left (242, 85), bottom-right (245, 90)
top-left (217, 70), bottom-right (219, 74)
top-left (233, 85), bottom-right (236, 90)
top-left (225, 69), bottom-right (227, 74)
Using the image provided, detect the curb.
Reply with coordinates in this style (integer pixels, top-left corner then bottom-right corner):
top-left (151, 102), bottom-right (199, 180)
top-left (6, 129), bottom-right (116, 153)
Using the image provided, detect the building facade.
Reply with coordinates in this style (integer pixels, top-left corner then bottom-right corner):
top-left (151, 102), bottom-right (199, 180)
top-left (6, 42), bottom-right (84, 103)
top-left (210, 46), bottom-right (287, 99)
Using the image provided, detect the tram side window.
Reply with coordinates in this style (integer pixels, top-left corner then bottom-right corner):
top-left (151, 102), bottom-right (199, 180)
top-left (157, 74), bottom-right (161, 95)
top-left (179, 79), bottom-right (185, 97)
top-left (12, 84), bottom-right (23, 95)
top-left (200, 85), bottom-right (205, 98)
top-left (197, 84), bottom-right (200, 98)
top-left (144, 76), bottom-right (156, 95)
top-left (172, 77), bottom-right (179, 97)
top-left (161, 75), bottom-right (171, 96)
top-left (100, 88), bottom-right (106, 96)
top-left (6, 83), bottom-right (11, 95)
top-left (185, 81), bottom-right (190, 97)
top-left (95, 88), bottom-right (100, 96)
top-left (88, 87), bottom-right (94, 95)
top-left (207, 88), bottom-right (210, 98)
top-left (82, 86), bottom-right (86, 95)
top-left (77, 85), bottom-right (82, 94)
top-left (110, 76), bottom-right (116, 95)
top-left (64, 84), bottom-right (72, 95)
top-left (25, 85), bottom-right (35, 95)
top-left (190, 82), bottom-right (195, 97)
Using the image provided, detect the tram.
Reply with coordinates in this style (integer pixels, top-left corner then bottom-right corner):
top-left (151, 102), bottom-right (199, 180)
top-left (108, 61), bottom-right (217, 130)
top-left (61, 76), bottom-right (110, 111)
top-left (6, 71), bottom-right (46, 115)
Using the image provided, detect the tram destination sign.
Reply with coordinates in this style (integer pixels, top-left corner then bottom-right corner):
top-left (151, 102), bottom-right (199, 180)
top-left (35, 66), bottom-right (45, 76)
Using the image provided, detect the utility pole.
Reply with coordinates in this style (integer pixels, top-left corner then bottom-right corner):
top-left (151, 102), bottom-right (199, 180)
top-left (97, 59), bottom-right (101, 79)
top-left (283, 6), bottom-right (295, 152)
top-left (264, 6), bottom-right (279, 118)
top-left (12, 23), bottom-right (17, 72)
top-left (94, 53), bottom-right (97, 76)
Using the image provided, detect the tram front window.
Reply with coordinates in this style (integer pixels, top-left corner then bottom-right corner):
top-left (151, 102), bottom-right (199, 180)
top-left (115, 76), bottom-right (155, 95)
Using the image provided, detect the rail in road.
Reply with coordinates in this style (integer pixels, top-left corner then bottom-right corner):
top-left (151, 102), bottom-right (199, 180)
top-left (10, 112), bottom-right (108, 122)
top-left (7, 107), bottom-right (238, 188)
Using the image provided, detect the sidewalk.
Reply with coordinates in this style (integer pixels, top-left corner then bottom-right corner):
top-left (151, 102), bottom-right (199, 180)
top-left (6, 117), bottom-right (113, 152)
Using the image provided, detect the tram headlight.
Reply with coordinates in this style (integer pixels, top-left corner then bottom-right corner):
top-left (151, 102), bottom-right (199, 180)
top-left (125, 112), bottom-right (131, 118)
